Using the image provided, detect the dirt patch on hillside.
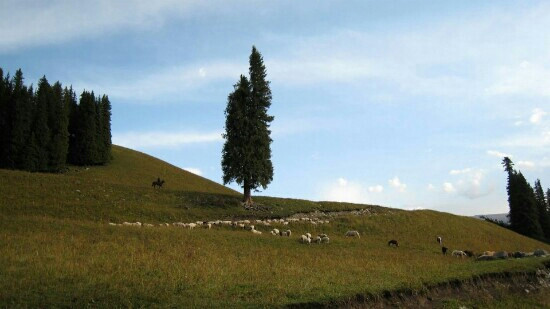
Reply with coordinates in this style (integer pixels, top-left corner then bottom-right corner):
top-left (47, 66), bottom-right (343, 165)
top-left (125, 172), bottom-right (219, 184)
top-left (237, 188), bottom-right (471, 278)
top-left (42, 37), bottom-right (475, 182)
top-left (288, 261), bottom-right (550, 308)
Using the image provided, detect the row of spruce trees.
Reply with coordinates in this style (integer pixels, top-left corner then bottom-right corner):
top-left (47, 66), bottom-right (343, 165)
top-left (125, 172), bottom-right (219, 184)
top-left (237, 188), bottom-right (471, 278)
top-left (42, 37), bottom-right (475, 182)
top-left (503, 157), bottom-right (550, 242)
top-left (0, 68), bottom-right (111, 172)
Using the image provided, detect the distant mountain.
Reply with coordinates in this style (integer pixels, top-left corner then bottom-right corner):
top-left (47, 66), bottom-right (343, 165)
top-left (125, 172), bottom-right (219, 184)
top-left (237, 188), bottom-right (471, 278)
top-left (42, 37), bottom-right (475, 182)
top-left (474, 213), bottom-right (509, 224)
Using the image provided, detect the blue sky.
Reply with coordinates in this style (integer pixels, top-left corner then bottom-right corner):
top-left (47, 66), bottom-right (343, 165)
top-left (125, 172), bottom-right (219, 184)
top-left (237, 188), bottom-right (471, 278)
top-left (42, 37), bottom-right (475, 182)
top-left (1, 1), bottom-right (549, 215)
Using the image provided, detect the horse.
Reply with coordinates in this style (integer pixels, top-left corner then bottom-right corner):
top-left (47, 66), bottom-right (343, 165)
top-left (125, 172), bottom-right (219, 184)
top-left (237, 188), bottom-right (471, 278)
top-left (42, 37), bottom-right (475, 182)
top-left (152, 178), bottom-right (165, 188)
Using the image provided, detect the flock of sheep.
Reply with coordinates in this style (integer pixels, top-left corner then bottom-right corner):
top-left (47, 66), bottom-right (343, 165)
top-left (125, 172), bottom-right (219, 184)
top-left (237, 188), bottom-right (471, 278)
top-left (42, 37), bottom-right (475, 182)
top-left (109, 221), bottom-right (549, 259)
top-left (436, 235), bottom-right (549, 260)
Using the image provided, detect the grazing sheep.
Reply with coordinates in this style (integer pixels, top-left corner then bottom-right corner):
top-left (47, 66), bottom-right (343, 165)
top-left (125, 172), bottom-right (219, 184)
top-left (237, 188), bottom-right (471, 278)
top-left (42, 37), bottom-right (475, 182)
top-left (204, 223), bottom-right (212, 229)
top-left (318, 233), bottom-right (328, 238)
top-left (512, 251), bottom-right (527, 258)
top-left (252, 229), bottom-right (262, 235)
top-left (476, 255), bottom-right (497, 261)
top-left (315, 236), bottom-right (322, 244)
top-left (442, 246), bottom-right (448, 255)
top-left (144, 223), bottom-right (154, 227)
top-left (109, 222), bottom-right (117, 226)
top-left (245, 225), bottom-right (255, 231)
top-left (272, 228), bottom-right (280, 235)
top-left (452, 250), bottom-right (467, 258)
top-left (388, 240), bottom-right (399, 247)
top-left (494, 251), bottom-right (508, 259)
top-left (463, 250), bottom-right (474, 257)
top-left (437, 236), bottom-right (442, 245)
top-left (482, 251), bottom-right (495, 256)
top-left (305, 233), bottom-right (312, 239)
top-left (300, 235), bottom-right (311, 244)
top-left (321, 236), bottom-right (330, 244)
top-left (187, 223), bottom-right (197, 229)
top-left (238, 223), bottom-right (245, 228)
top-left (279, 231), bottom-right (288, 236)
top-left (286, 230), bottom-right (292, 237)
top-left (283, 221), bottom-right (289, 225)
top-left (345, 230), bottom-right (360, 238)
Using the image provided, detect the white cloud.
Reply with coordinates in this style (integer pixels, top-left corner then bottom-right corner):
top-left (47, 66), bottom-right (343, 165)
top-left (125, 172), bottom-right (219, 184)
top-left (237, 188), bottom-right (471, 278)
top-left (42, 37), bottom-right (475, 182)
top-left (449, 168), bottom-right (472, 175)
top-left (322, 178), bottom-right (366, 204)
top-left (517, 160), bottom-right (536, 170)
top-left (530, 108), bottom-right (547, 124)
top-left (337, 178), bottom-right (348, 186)
top-left (486, 150), bottom-right (513, 158)
top-left (0, 1), bottom-right (214, 52)
top-left (446, 168), bottom-right (494, 199)
top-left (443, 182), bottom-right (456, 193)
top-left (485, 61), bottom-right (550, 97)
top-left (113, 131), bottom-right (222, 148)
top-left (74, 61), bottom-right (245, 102)
top-left (388, 177), bottom-right (407, 192)
top-left (427, 184), bottom-right (435, 191)
top-left (368, 185), bottom-right (384, 193)
top-left (183, 167), bottom-right (203, 176)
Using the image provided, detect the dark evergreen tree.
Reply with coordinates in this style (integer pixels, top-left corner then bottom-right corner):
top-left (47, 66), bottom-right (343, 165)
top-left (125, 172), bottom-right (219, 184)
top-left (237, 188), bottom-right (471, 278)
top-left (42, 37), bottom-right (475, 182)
top-left (502, 157), bottom-right (544, 240)
top-left (33, 76), bottom-right (52, 171)
top-left (222, 75), bottom-right (251, 200)
top-left (534, 179), bottom-right (550, 241)
top-left (9, 70), bottom-right (33, 170)
top-left (0, 68), bottom-right (9, 167)
top-left (222, 46), bottom-right (274, 205)
top-left (99, 95), bottom-right (112, 163)
top-left (66, 86), bottom-right (79, 165)
top-left (47, 82), bottom-right (69, 172)
top-left (19, 85), bottom-right (36, 171)
top-left (74, 91), bottom-right (98, 165)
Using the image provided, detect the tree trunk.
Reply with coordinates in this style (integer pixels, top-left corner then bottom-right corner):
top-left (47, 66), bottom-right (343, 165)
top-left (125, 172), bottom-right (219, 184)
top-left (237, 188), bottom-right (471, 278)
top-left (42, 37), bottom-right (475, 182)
top-left (243, 182), bottom-right (253, 205)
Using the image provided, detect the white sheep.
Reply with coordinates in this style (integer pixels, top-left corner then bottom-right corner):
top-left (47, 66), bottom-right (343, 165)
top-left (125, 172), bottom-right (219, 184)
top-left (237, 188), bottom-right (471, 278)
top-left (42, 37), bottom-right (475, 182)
top-left (305, 233), bottom-right (312, 239)
top-left (144, 223), bottom-right (154, 227)
top-left (204, 223), bottom-right (212, 229)
top-left (187, 223), bottom-right (197, 229)
top-left (283, 221), bottom-right (289, 225)
top-left (109, 222), bottom-right (117, 226)
top-left (321, 236), bottom-right (330, 243)
top-left (452, 250), bottom-right (467, 258)
top-left (272, 228), bottom-right (280, 235)
top-left (300, 235), bottom-right (311, 244)
top-left (286, 229), bottom-right (292, 237)
top-left (245, 225), bottom-right (255, 231)
top-left (238, 223), bottom-right (245, 228)
top-left (252, 229), bottom-right (262, 235)
top-left (345, 230), bottom-right (360, 238)
top-left (315, 236), bottom-right (322, 244)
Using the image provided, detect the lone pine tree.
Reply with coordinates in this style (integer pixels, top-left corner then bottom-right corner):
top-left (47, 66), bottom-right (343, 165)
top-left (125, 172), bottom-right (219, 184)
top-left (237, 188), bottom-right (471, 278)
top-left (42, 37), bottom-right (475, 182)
top-left (222, 46), bottom-right (274, 205)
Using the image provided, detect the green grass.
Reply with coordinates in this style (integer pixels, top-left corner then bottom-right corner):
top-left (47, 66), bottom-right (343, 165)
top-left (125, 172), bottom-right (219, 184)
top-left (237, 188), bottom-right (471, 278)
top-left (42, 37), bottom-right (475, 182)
top-left (1, 145), bottom-right (550, 307)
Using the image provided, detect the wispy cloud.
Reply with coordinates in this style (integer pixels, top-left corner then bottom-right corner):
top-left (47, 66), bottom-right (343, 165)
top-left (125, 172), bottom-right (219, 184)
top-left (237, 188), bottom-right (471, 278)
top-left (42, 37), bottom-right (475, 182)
top-left (486, 150), bottom-right (513, 158)
top-left (113, 130), bottom-right (222, 148)
top-left (388, 177), bottom-right (407, 192)
top-left (368, 185), bottom-right (384, 193)
top-left (445, 168), bottom-right (494, 199)
top-left (0, 1), bottom-right (215, 52)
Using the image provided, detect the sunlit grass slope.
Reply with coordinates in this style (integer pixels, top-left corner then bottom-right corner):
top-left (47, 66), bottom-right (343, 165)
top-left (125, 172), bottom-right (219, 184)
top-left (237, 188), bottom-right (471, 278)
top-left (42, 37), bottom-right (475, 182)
top-left (0, 145), bottom-right (385, 222)
top-left (1, 212), bottom-right (549, 307)
top-left (1, 145), bottom-right (550, 307)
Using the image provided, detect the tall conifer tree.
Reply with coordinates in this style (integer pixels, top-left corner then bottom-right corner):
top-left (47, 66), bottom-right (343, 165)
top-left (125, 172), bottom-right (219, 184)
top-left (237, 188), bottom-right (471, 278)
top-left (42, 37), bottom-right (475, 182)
top-left (33, 76), bottom-right (52, 171)
top-left (534, 179), bottom-right (550, 241)
top-left (99, 95), bottom-right (112, 163)
top-left (47, 82), bottom-right (69, 171)
top-left (222, 46), bottom-right (274, 205)
top-left (0, 68), bottom-right (9, 167)
top-left (502, 157), bottom-right (544, 240)
top-left (10, 70), bottom-right (33, 170)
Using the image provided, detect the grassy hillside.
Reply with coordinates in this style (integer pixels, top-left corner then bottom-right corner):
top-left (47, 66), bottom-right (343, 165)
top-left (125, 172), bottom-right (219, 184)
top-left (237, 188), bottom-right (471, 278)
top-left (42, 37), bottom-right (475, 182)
top-left (0, 145), bottom-right (383, 222)
top-left (1, 146), bottom-right (550, 307)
